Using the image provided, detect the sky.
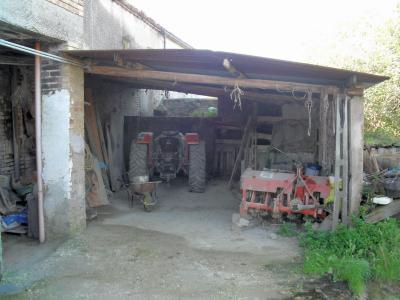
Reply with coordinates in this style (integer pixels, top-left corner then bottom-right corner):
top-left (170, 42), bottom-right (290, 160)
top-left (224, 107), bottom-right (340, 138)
top-left (131, 0), bottom-right (398, 63)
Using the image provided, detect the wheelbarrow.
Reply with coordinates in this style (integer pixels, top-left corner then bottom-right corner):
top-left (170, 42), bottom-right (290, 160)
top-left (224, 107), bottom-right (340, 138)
top-left (127, 180), bottom-right (161, 212)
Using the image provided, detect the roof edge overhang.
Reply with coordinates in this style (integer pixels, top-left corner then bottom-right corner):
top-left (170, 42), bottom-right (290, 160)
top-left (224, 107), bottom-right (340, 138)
top-left (63, 49), bottom-right (389, 97)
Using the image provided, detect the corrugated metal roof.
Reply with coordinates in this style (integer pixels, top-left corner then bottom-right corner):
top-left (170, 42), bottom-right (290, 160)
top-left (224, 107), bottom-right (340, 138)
top-left (65, 49), bottom-right (387, 88)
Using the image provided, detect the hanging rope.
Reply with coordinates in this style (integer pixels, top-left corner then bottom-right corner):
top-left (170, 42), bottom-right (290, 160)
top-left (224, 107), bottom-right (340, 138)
top-left (320, 93), bottom-right (329, 122)
top-left (230, 83), bottom-right (244, 110)
top-left (291, 89), bottom-right (308, 101)
top-left (305, 91), bottom-right (313, 136)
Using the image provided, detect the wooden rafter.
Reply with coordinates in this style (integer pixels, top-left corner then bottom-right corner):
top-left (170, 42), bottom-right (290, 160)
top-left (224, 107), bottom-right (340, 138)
top-left (87, 65), bottom-right (338, 94)
top-left (97, 75), bottom-right (303, 104)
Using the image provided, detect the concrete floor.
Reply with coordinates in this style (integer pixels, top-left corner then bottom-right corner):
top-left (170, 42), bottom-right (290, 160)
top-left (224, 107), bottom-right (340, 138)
top-left (0, 178), bottom-right (350, 299)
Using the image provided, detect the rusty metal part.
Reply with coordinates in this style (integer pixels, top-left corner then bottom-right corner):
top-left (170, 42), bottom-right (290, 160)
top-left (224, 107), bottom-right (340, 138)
top-left (240, 167), bottom-right (331, 220)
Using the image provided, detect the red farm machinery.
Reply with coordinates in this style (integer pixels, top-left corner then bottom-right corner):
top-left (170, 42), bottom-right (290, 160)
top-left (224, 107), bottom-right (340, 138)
top-left (240, 160), bottom-right (332, 221)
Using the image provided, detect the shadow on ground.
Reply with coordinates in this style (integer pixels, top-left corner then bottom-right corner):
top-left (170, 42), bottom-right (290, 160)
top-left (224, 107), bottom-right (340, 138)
top-left (0, 179), bottom-right (352, 299)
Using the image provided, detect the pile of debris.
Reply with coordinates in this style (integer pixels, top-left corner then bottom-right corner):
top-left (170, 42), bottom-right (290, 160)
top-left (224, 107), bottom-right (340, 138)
top-left (0, 174), bottom-right (36, 236)
top-left (362, 144), bottom-right (400, 222)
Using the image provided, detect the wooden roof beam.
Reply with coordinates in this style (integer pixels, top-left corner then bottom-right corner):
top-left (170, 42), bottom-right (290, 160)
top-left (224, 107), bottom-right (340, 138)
top-left (98, 76), bottom-right (299, 104)
top-left (87, 65), bottom-right (338, 94)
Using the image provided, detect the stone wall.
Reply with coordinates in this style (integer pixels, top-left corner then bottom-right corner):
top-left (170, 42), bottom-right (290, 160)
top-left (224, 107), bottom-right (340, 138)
top-left (0, 0), bottom-right (84, 47)
top-left (46, 0), bottom-right (84, 16)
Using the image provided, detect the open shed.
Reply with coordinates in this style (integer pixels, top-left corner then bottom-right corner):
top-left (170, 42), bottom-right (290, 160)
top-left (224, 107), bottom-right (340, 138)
top-left (64, 48), bottom-right (386, 226)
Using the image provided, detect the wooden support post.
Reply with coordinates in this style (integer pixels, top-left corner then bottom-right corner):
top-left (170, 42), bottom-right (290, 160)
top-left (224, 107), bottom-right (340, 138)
top-left (342, 96), bottom-right (349, 225)
top-left (348, 96), bottom-right (364, 216)
top-left (332, 93), bottom-right (342, 230)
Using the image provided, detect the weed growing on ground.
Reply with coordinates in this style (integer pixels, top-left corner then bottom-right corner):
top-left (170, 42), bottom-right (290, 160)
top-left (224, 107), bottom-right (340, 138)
top-left (277, 222), bottom-right (297, 237)
top-left (300, 218), bottom-right (400, 295)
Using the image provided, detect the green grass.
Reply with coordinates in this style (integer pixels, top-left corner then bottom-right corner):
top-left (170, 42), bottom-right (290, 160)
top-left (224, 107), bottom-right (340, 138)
top-left (364, 129), bottom-right (400, 146)
top-left (277, 222), bottom-right (297, 237)
top-left (300, 218), bottom-right (400, 295)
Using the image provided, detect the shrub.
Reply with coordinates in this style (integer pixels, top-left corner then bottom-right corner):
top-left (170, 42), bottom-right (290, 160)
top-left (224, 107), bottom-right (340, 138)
top-left (300, 218), bottom-right (400, 295)
top-left (277, 222), bottom-right (297, 237)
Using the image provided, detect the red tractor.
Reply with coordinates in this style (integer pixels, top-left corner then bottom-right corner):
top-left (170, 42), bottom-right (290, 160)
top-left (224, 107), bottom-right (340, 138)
top-left (129, 131), bottom-right (206, 192)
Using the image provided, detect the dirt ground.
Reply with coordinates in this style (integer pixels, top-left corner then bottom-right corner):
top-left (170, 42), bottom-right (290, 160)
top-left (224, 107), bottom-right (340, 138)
top-left (0, 178), bottom-right (351, 300)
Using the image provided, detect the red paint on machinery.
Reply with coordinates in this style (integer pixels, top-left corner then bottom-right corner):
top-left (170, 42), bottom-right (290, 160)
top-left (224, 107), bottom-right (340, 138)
top-left (240, 167), bottom-right (331, 220)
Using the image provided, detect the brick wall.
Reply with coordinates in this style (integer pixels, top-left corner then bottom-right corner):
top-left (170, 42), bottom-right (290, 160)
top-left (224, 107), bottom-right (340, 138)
top-left (41, 59), bottom-right (62, 95)
top-left (46, 0), bottom-right (84, 16)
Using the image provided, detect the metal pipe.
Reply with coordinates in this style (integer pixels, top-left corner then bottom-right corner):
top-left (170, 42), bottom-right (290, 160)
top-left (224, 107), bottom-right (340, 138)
top-left (35, 41), bottom-right (45, 243)
top-left (0, 39), bottom-right (83, 67)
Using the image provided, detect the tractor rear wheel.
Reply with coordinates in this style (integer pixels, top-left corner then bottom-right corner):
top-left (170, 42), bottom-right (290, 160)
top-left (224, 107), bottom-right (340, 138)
top-left (188, 141), bottom-right (206, 192)
top-left (128, 141), bottom-right (149, 183)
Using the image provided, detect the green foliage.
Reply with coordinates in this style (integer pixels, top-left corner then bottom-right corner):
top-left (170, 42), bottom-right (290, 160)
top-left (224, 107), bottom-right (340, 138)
top-left (309, 4), bottom-right (400, 143)
top-left (277, 222), bottom-right (297, 237)
top-left (300, 218), bottom-right (400, 295)
top-left (190, 109), bottom-right (217, 118)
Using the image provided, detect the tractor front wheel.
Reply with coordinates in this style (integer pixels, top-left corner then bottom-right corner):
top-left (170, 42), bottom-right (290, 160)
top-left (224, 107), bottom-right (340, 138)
top-left (128, 141), bottom-right (149, 183)
top-left (188, 141), bottom-right (206, 192)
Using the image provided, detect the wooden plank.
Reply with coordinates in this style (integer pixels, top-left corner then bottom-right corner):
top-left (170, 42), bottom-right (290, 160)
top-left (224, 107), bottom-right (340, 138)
top-left (88, 65), bottom-right (336, 93)
top-left (332, 93), bottom-right (342, 230)
top-left (85, 88), bottom-right (110, 189)
top-left (215, 139), bottom-right (242, 145)
top-left (257, 133), bottom-right (272, 140)
top-left (85, 144), bottom-right (109, 207)
top-left (369, 147), bottom-right (381, 172)
top-left (216, 125), bottom-right (241, 130)
top-left (257, 116), bottom-right (283, 123)
top-left (85, 88), bottom-right (105, 162)
top-left (365, 200), bottom-right (400, 224)
top-left (95, 103), bottom-right (109, 168)
top-left (94, 101), bottom-right (113, 190)
top-left (105, 123), bottom-right (117, 189)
